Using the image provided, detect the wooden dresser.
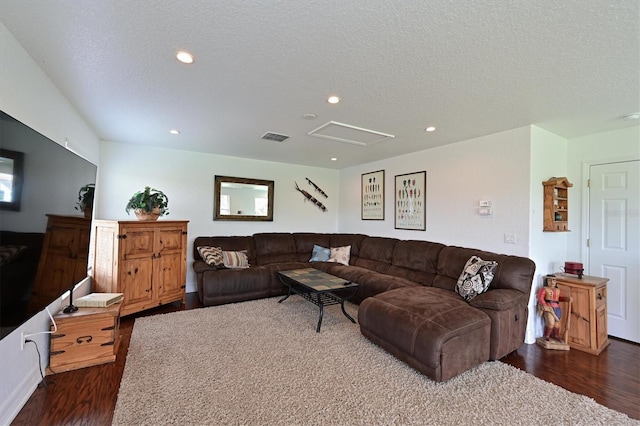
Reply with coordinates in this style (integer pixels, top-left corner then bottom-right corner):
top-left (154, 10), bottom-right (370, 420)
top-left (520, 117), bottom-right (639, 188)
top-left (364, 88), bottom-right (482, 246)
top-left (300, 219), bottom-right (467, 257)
top-left (30, 215), bottom-right (91, 313)
top-left (555, 274), bottom-right (610, 354)
top-left (48, 302), bottom-right (121, 374)
top-left (92, 220), bottom-right (188, 316)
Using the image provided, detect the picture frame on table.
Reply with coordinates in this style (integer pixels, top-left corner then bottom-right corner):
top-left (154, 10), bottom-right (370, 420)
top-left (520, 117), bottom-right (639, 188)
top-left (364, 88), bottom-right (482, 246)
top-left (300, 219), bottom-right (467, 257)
top-left (361, 170), bottom-right (384, 220)
top-left (394, 171), bottom-right (426, 230)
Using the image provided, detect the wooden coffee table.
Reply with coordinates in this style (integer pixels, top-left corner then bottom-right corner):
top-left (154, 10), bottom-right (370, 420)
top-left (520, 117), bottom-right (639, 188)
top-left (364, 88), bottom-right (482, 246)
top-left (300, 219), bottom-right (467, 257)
top-left (278, 268), bottom-right (359, 332)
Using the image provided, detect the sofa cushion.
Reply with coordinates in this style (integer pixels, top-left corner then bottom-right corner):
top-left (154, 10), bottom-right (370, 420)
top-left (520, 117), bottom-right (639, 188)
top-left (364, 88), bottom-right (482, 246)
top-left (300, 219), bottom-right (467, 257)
top-left (327, 245), bottom-right (350, 266)
top-left (194, 236), bottom-right (256, 265)
top-left (197, 246), bottom-right (224, 268)
top-left (309, 244), bottom-right (330, 262)
top-left (222, 250), bottom-right (250, 269)
top-left (469, 288), bottom-right (526, 311)
top-left (328, 234), bottom-right (367, 263)
top-left (354, 236), bottom-right (398, 273)
top-left (388, 240), bottom-right (445, 286)
top-left (254, 233), bottom-right (297, 265)
top-left (199, 267), bottom-right (271, 305)
top-left (0, 245), bottom-right (27, 266)
top-left (359, 286), bottom-right (491, 381)
top-left (433, 246), bottom-right (535, 295)
top-left (455, 256), bottom-right (498, 301)
top-left (294, 233), bottom-right (331, 257)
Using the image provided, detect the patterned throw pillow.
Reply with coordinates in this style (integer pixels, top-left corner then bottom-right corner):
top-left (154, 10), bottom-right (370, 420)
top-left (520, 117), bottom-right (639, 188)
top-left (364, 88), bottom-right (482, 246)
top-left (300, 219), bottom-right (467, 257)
top-left (222, 250), bottom-right (250, 269)
top-left (309, 244), bottom-right (331, 262)
top-left (327, 245), bottom-right (351, 266)
top-left (197, 246), bottom-right (224, 268)
top-left (0, 245), bottom-right (27, 267)
top-left (456, 256), bottom-right (498, 301)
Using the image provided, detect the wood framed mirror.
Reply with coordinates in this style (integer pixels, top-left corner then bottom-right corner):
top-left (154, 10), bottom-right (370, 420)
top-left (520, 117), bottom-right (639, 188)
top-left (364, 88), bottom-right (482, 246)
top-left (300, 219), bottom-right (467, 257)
top-left (0, 148), bottom-right (25, 211)
top-left (214, 175), bottom-right (274, 221)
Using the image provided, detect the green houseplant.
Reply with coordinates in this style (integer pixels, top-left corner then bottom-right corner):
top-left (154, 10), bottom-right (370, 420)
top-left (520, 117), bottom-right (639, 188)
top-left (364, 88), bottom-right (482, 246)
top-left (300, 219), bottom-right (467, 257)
top-left (125, 186), bottom-right (169, 221)
top-left (75, 183), bottom-right (95, 218)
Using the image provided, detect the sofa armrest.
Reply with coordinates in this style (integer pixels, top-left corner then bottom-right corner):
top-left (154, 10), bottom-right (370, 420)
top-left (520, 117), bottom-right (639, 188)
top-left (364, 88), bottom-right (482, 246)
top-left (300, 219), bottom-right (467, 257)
top-left (193, 260), bottom-right (215, 274)
top-left (469, 288), bottom-right (525, 311)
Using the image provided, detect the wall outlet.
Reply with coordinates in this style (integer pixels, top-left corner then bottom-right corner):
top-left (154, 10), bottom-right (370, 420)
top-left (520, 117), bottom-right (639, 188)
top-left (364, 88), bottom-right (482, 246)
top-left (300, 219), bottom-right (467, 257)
top-left (20, 331), bottom-right (27, 350)
top-left (504, 233), bottom-right (517, 244)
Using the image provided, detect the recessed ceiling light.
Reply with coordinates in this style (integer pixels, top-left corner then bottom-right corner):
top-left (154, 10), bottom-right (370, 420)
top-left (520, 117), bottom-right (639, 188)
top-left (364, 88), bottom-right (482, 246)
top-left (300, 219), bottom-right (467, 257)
top-left (619, 112), bottom-right (640, 120)
top-left (425, 126), bottom-right (436, 132)
top-left (302, 113), bottom-right (317, 120)
top-left (176, 51), bottom-right (194, 64)
top-left (327, 96), bottom-right (340, 104)
top-left (331, 157), bottom-right (338, 161)
top-left (169, 129), bottom-right (180, 135)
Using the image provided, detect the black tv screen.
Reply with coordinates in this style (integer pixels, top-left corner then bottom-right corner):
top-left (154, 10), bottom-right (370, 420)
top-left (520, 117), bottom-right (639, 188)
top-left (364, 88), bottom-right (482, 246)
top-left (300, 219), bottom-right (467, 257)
top-left (0, 111), bottom-right (98, 339)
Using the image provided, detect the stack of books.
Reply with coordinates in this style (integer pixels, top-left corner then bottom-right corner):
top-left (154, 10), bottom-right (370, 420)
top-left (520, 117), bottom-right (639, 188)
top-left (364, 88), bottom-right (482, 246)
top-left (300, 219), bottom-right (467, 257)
top-left (74, 292), bottom-right (124, 308)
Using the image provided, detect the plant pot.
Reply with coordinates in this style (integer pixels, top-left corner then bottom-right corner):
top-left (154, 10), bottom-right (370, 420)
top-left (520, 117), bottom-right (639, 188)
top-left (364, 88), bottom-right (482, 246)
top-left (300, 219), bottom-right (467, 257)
top-left (134, 208), bottom-right (161, 221)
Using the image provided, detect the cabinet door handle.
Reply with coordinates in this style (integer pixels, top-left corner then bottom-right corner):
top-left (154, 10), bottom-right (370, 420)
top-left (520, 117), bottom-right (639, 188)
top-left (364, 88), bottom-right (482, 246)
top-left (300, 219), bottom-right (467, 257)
top-left (597, 293), bottom-right (603, 300)
top-left (76, 335), bottom-right (93, 344)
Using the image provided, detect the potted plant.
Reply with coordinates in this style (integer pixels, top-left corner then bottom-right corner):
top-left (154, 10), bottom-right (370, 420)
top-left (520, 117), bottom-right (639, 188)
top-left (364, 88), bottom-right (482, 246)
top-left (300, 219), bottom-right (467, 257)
top-left (125, 186), bottom-right (169, 221)
top-left (75, 183), bottom-right (95, 218)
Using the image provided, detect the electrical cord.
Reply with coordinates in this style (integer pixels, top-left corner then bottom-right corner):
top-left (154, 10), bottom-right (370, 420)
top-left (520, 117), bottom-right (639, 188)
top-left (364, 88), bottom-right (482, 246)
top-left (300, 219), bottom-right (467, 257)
top-left (24, 339), bottom-right (50, 388)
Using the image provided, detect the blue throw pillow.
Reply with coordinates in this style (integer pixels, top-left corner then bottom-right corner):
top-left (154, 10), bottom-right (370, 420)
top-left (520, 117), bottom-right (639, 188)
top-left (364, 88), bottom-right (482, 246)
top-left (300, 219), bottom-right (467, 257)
top-left (309, 244), bottom-right (330, 262)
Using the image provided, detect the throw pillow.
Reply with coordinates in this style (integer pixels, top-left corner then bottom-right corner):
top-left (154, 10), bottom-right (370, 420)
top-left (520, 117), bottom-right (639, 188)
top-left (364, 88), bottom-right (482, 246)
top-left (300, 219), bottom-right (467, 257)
top-left (327, 245), bottom-right (351, 266)
top-left (0, 245), bottom-right (27, 267)
top-left (222, 250), bottom-right (250, 269)
top-left (309, 244), bottom-right (331, 262)
top-left (455, 255), bottom-right (498, 302)
top-left (197, 246), bottom-right (224, 268)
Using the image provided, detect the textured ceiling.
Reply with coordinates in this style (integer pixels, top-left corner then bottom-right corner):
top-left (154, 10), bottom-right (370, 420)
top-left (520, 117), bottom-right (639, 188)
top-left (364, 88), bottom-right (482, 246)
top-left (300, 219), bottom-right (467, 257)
top-left (1, 1), bottom-right (638, 169)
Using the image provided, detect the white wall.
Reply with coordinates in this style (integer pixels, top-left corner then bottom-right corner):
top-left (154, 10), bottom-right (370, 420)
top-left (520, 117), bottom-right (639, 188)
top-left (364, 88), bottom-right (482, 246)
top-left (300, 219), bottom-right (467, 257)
top-left (566, 125), bottom-right (640, 267)
top-left (527, 126), bottom-right (569, 342)
top-left (338, 126), bottom-right (532, 256)
top-left (97, 141), bottom-right (340, 292)
top-left (0, 23), bottom-right (101, 425)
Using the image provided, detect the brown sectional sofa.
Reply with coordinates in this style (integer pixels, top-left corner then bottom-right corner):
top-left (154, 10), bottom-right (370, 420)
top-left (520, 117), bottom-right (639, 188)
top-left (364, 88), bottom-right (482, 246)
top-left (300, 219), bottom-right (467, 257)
top-left (193, 232), bottom-right (536, 382)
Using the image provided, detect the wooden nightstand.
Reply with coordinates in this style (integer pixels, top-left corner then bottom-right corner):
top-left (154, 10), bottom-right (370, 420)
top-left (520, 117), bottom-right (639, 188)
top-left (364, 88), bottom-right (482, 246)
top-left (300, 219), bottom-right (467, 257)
top-left (48, 302), bottom-right (122, 374)
top-left (554, 274), bottom-right (610, 354)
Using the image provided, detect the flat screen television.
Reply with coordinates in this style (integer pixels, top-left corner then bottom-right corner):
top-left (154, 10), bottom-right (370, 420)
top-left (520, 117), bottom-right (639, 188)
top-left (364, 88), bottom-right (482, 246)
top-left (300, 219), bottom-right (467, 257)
top-left (0, 111), bottom-right (98, 339)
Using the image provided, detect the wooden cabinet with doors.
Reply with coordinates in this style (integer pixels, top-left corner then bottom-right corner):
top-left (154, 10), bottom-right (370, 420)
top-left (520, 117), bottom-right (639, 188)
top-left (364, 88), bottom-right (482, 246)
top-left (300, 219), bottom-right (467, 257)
top-left (543, 177), bottom-right (573, 232)
top-left (555, 274), bottom-right (610, 354)
top-left (92, 220), bottom-right (188, 316)
top-left (30, 215), bottom-right (91, 313)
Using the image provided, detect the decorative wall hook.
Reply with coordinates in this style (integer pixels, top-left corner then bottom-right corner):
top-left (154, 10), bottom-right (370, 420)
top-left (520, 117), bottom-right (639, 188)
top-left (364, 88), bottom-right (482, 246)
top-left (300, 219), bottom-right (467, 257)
top-left (295, 182), bottom-right (327, 212)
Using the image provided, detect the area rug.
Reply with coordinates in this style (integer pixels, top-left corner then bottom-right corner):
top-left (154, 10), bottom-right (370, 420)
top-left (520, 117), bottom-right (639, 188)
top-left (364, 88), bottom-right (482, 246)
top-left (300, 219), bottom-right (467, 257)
top-left (113, 297), bottom-right (637, 425)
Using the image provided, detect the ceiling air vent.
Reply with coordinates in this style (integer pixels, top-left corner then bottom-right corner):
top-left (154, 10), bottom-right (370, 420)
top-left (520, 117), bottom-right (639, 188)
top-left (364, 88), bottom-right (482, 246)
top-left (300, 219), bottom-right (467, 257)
top-left (261, 132), bottom-right (290, 142)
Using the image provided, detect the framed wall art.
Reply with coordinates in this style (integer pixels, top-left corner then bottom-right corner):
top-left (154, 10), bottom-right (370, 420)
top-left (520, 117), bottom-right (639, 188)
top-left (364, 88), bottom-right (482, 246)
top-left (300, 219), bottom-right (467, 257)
top-left (394, 171), bottom-right (426, 230)
top-left (361, 170), bottom-right (384, 220)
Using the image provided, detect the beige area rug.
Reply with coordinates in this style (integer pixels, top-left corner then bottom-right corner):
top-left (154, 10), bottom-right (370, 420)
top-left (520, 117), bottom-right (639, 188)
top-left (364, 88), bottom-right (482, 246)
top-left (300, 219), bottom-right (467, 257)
top-left (113, 297), bottom-right (637, 425)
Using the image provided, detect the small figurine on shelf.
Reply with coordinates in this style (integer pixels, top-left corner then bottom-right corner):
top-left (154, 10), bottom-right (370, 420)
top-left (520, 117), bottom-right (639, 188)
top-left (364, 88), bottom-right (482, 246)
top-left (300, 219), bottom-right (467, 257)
top-left (536, 275), bottom-right (571, 350)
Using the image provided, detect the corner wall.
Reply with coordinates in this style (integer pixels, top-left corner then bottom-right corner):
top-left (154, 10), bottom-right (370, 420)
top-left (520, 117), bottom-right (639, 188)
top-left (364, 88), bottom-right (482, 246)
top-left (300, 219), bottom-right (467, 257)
top-left (338, 126), bottom-right (532, 256)
top-left (98, 140), bottom-right (340, 293)
top-left (527, 126), bottom-right (569, 343)
top-left (0, 23), bottom-right (101, 424)
top-left (566, 125), bottom-right (640, 265)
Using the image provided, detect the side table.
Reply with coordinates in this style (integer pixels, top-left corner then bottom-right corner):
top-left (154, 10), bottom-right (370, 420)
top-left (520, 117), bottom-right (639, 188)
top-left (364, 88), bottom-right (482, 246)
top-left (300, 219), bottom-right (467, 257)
top-left (554, 274), bottom-right (609, 354)
top-left (48, 302), bottom-right (122, 374)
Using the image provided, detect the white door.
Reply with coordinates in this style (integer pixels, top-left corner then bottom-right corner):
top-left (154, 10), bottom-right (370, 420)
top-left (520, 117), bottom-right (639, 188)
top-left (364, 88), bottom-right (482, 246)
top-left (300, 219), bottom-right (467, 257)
top-left (589, 160), bottom-right (640, 343)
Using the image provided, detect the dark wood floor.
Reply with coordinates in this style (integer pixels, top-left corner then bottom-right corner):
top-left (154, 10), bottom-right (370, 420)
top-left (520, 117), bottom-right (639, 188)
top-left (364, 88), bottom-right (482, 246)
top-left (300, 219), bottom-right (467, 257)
top-left (12, 293), bottom-right (640, 425)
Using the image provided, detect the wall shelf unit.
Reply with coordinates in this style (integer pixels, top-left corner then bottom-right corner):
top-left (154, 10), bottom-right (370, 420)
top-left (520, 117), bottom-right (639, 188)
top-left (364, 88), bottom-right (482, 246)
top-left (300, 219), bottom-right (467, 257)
top-left (543, 177), bottom-right (573, 232)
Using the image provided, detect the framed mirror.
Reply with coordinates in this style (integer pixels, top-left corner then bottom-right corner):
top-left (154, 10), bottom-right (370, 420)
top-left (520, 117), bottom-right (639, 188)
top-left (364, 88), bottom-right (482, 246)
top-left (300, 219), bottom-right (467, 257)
top-left (214, 175), bottom-right (274, 221)
top-left (0, 148), bottom-right (25, 211)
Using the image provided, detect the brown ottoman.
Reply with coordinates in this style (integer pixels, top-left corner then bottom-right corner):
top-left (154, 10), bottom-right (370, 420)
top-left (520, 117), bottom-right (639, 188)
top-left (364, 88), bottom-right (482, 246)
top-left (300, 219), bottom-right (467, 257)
top-left (358, 286), bottom-right (491, 382)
